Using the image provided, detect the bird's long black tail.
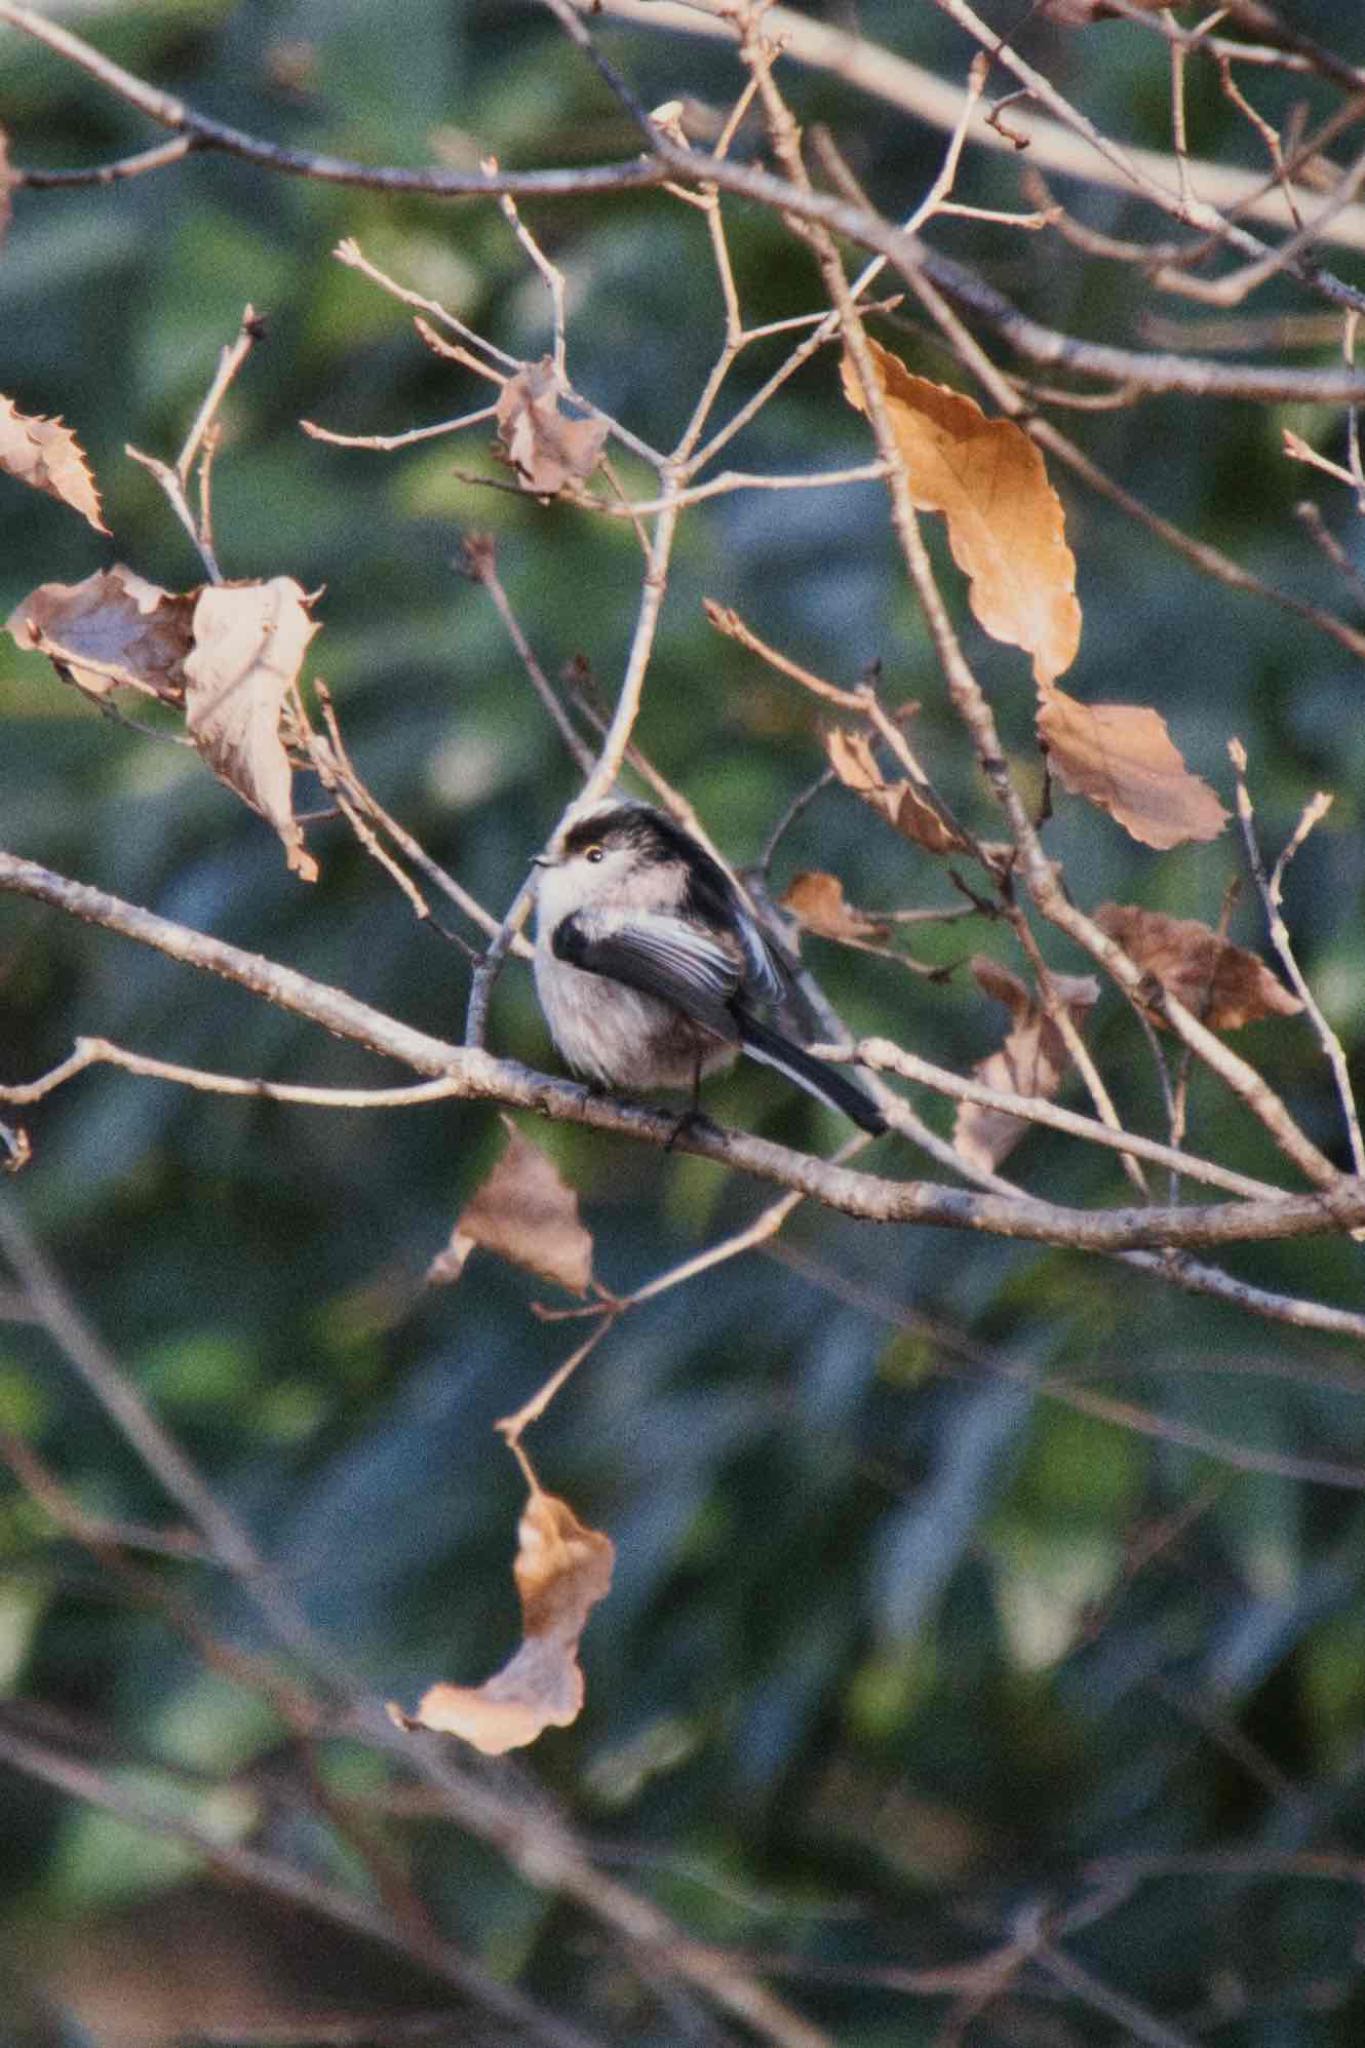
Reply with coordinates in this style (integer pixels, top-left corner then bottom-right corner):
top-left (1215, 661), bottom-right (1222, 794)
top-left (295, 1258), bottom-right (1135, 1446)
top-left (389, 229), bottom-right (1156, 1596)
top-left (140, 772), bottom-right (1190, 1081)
top-left (737, 1014), bottom-right (887, 1136)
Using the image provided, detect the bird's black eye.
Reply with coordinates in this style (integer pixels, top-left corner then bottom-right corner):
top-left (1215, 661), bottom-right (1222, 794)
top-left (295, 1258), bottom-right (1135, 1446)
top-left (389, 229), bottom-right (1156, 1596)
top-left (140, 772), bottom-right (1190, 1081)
top-left (584, 844), bottom-right (605, 864)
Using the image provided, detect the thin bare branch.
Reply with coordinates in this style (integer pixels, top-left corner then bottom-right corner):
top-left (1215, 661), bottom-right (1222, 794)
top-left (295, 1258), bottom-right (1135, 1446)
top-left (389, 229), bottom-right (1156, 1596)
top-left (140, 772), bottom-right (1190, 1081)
top-left (5, 851), bottom-right (1365, 1255)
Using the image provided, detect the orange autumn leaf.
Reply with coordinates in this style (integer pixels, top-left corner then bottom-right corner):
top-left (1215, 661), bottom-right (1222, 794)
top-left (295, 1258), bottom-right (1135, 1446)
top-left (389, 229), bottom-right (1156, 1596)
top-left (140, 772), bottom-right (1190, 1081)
top-left (841, 341), bottom-right (1080, 687)
top-left (1094, 903), bottom-right (1303, 1031)
top-left (1038, 682), bottom-right (1228, 849)
top-left (428, 1117), bottom-right (595, 1296)
top-left (824, 727), bottom-right (969, 855)
top-left (782, 870), bottom-right (891, 943)
top-left (0, 394), bottom-right (108, 533)
top-left (390, 1482), bottom-right (614, 1755)
top-left (955, 957), bottom-right (1100, 1172)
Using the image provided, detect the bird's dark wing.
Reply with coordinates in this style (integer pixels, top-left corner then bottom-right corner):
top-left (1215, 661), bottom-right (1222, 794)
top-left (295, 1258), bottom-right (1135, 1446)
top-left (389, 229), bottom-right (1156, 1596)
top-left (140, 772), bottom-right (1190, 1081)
top-left (551, 909), bottom-right (742, 1038)
top-left (732, 903), bottom-right (784, 1004)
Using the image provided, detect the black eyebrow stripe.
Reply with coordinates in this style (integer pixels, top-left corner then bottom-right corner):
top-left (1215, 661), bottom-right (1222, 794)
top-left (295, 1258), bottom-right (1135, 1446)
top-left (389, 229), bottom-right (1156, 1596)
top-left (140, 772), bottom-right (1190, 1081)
top-left (560, 808), bottom-right (643, 857)
top-left (560, 806), bottom-right (743, 925)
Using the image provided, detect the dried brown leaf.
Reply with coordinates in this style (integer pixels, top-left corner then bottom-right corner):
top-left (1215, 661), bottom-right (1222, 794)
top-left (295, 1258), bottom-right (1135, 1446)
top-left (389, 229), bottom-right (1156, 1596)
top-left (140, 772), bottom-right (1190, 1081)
top-left (390, 1482), bottom-right (614, 1754)
top-left (1094, 903), bottom-right (1303, 1031)
top-left (841, 341), bottom-right (1080, 686)
top-left (824, 726), bottom-right (969, 855)
top-left (6, 566), bottom-right (192, 702)
top-left (955, 956), bottom-right (1100, 1171)
top-left (1037, 681), bottom-right (1229, 849)
top-left (783, 870), bottom-right (891, 943)
top-left (495, 357), bottom-right (608, 499)
top-left (0, 394), bottom-right (108, 533)
top-left (428, 1116), bottom-right (594, 1296)
top-left (183, 579), bottom-right (320, 882)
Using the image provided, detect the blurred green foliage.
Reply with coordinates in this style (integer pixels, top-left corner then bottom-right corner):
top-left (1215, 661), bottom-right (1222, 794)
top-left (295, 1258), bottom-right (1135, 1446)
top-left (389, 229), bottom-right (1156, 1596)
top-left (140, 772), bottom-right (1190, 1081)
top-left (3, 3), bottom-right (1365, 2043)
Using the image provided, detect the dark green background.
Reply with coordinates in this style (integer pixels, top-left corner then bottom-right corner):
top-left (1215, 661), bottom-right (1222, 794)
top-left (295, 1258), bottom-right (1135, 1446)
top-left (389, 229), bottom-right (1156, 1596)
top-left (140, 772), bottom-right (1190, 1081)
top-left (3, 3), bottom-right (1365, 2042)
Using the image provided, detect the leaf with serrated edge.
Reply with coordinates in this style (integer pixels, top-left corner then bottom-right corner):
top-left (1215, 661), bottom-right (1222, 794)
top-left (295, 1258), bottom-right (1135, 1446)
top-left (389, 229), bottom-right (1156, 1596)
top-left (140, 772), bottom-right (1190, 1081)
top-left (183, 579), bottom-right (319, 881)
top-left (390, 1481), bottom-right (614, 1754)
top-left (428, 1117), bottom-right (594, 1296)
top-left (841, 342), bottom-right (1080, 686)
top-left (6, 566), bottom-right (193, 701)
top-left (0, 394), bottom-right (108, 533)
top-left (955, 956), bottom-right (1099, 1171)
top-left (1038, 683), bottom-right (1228, 849)
top-left (1094, 903), bottom-right (1302, 1031)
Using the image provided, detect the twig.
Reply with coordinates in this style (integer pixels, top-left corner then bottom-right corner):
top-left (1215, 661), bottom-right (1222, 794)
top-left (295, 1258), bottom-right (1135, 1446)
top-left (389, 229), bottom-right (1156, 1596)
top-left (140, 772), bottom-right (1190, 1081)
top-left (0, 1720), bottom-right (604, 2048)
top-left (300, 402), bottom-right (499, 451)
top-left (5, 850), bottom-right (1365, 1254)
top-left (759, 770), bottom-right (835, 875)
top-left (1293, 499), bottom-right (1365, 610)
top-left (581, 1), bottom-right (1365, 248)
top-left (459, 534), bottom-right (596, 774)
top-left (852, 1037), bottom-right (1285, 1200)
top-left (124, 306), bottom-right (264, 580)
top-left (177, 304), bottom-right (264, 485)
top-left (1229, 742), bottom-right (1365, 1175)
top-left (12, 0), bottom-right (1365, 392)
top-left (304, 680), bottom-right (529, 954)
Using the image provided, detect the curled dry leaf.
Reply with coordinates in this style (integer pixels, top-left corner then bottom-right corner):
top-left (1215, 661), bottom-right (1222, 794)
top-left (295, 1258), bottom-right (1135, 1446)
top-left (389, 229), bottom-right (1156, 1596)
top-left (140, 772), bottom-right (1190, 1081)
top-left (6, 566), bottom-right (192, 701)
top-left (955, 956), bottom-right (1100, 1172)
top-left (428, 1115), bottom-right (594, 1296)
top-left (1094, 902), bottom-right (1303, 1031)
top-left (0, 394), bottom-right (108, 533)
top-left (184, 579), bottom-right (320, 882)
top-left (841, 341), bottom-right (1080, 687)
top-left (495, 357), bottom-right (608, 499)
top-left (9, 568), bottom-right (321, 879)
top-left (1037, 681), bottom-right (1228, 849)
top-left (782, 870), bottom-right (891, 943)
top-left (824, 727), bottom-right (969, 855)
top-left (390, 1479), bottom-right (614, 1754)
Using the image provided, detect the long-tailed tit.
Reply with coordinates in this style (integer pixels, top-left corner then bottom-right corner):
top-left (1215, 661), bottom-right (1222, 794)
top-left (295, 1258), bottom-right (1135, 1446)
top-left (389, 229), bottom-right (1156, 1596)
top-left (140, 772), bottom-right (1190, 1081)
top-left (532, 800), bottom-right (886, 1135)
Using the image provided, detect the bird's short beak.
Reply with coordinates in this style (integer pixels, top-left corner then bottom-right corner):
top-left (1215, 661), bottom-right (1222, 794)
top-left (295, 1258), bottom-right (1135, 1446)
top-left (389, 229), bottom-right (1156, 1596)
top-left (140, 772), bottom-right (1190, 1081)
top-left (530, 854), bottom-right (554, 869)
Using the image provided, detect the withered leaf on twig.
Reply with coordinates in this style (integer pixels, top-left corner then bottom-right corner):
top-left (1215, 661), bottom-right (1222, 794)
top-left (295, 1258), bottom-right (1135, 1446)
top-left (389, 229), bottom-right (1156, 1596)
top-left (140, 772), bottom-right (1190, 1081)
top-left (1037, 682), bottom-right (1228, 849)
top-left (841, 341), bottom-right (1081, 687)
top-left (390, 1477), bottom-right (614, 1755)
top-left (6, 566), bottom-right (193, 701)
top-left (1094, 903), bottom-right (1302, 1031)
top-left (955, 956), bottom-right (1100, 1172)
top-left (495, 357), bottom-right (609, 499)
top-left (428, 1115), bottom-right (595, 1296)
top-left (184, 579), bottom-right (320, 883)
top-left (782, 870), bottom-right (891, 943)
top-left (8, 568), bottom-right (321, 879)
top-left (0, 394), bottom-right (108, 533)
top-left (824, 726), bottom-right (969, 855)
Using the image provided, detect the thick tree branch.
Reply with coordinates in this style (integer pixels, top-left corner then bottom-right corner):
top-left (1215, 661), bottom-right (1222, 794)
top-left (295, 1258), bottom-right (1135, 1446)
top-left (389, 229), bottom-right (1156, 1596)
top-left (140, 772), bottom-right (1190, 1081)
top-left (585, 0), bottom-right (1365, 249)
top-left (10, 2), bottom-right (1365, 399)
top-left (4, 851), bottom-right (1365, 1254)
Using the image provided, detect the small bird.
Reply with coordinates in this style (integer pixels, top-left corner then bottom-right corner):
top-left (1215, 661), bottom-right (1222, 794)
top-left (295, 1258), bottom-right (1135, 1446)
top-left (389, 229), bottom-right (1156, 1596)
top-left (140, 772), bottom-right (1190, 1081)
top-left (532, 800), bottom-right (886, 1135)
